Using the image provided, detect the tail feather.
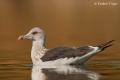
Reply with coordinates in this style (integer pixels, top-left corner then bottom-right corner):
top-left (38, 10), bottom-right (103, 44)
top-left (72, 40), bottom-right (115, 64)
top-left (96, 40), bottom-right (115, 51)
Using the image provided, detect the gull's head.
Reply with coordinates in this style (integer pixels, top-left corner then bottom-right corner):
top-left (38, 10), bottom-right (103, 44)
top-left (18, 27), bottom-right (45, 41)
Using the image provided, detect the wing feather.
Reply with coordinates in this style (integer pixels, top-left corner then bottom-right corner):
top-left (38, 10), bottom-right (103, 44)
top-left (41, 46), bottom-right (94, 62)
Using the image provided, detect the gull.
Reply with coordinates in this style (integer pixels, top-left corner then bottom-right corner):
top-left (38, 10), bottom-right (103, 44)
top-left (18, 27), bottom-right (114, 66)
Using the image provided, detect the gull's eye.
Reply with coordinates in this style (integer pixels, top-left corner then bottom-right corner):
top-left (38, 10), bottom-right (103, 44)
top-left (32, 31), bottom-right (38, 35)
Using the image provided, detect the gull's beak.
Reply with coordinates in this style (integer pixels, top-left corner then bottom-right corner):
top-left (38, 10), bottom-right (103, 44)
top-left (18, 34), bottom-right (32, 40)
top-left (18, 35), bottom-right (24, 40)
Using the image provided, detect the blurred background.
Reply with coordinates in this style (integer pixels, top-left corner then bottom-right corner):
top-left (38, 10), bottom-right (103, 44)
top-left (0, 0), bottom-right (119, 64)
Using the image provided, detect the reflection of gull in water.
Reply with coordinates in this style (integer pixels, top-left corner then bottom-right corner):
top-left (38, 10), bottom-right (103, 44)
top-left (32, 66), bottom-right (46, 80)
top-left (32, 65), bottom-right (100, 80)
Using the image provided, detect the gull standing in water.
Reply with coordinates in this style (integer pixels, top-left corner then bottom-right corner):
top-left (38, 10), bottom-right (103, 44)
top-left (18, 27), bottom-right (114, 66)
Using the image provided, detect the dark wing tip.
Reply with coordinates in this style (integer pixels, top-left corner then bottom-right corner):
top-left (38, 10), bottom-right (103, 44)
top-left (97, 40), bottom-right (115, 50)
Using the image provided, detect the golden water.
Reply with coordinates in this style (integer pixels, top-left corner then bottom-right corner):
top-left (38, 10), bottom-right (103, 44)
top-left (0, 0), bottom-right (120, 80)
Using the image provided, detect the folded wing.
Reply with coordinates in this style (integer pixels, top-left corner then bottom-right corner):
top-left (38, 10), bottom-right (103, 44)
top-left (41, 46), bottom-right (94, 62)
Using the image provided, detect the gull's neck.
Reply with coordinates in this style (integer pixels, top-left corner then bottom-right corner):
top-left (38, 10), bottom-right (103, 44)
top-left (32, 39), bottom-right (45, 48)
top-left (31, 39), bottom-right (47, 65)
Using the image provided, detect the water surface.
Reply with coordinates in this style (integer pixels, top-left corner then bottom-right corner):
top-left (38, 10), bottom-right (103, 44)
top-left (0, 59), bottom-right (120, 80)
top-left (0, 0), bottom-right (119, 80)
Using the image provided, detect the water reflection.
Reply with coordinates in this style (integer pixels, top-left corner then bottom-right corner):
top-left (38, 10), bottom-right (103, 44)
top-left (32, 65), bottom-right (100, 80)
top-left (0, 59), bottom-right (120, 80)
